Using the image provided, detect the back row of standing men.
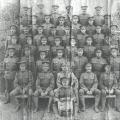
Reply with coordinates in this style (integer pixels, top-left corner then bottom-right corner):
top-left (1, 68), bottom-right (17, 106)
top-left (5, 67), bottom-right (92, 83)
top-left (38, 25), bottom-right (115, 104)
top-left (2, 4), bottom-right (120, 116)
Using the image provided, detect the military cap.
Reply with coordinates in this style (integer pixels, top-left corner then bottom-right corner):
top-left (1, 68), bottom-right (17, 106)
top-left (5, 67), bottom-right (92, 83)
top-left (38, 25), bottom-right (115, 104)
top-left (88, 16), bottom-right (94, 21)
top-left (110, 25), bottom-right (118, 28)
top-left (110, 47), bottom-right (118, 51)
top-left (65, 26), bottom-right (70, 30)
top-left (96, 49), bottom-right (102, 53)
top-left (80, 26), bottom-right (86, 29)
top-left (42, 61), bottom-right (50, 66)
top-left (41, 37), bottom-right (47, 41)
top-left (66, 5), bottom-right (73, 10)
top-left (37, 4), bottom-right (44, 9)
top-left (52, 5), bottom-right (59, 9)
top-left (7, 45), bottom-right (15, 51)
top-left (95, 6), bottom-right (102, 11)
top-left (72, 15), bottom-right (79, 19)
top-left (57, 47), bottom-right (64, 52)
top-left (78, 48), bottom-right (83, 51)
top-left (18, 58), bottom-right (27, 65)
top-left (55, 37), bottom-right (61, 41)
top-left (58, 15), bottom-right (65, 20)
top-left (96, 25), bottom-right (102, 29)
top-left (44, 14), bottom-right (51, 18)
top-left (10, 24), bottom-right (17, 29)
top-left (85, 63), bottom-right (92, 67)
top-left (104, 14), bottom-right (111, 19)
top-left (61, 77), bottom-right (69, 82)
top-left (22, 6), bottom-right (29, 11)
top-left (24, 46), bottom-right (31, 51)
top-left (81, 6), bottom-right (88, 10)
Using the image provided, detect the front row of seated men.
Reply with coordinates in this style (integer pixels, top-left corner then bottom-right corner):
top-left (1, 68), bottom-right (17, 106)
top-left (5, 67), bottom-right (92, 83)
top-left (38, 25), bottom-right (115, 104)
top-left (7, 59), bottom-right (120, 117)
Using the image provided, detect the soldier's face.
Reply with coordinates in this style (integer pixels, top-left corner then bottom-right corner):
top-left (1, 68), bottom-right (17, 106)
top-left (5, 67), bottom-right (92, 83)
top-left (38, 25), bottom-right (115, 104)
top-left (72, 17), bottom-right (78, 23)
top-left (27, 37), bottom-right (32, 44)
top-left (111, 26), bottom-right (117, 34)
top-left (20, 64), bottom-right (26, 71)
top-left (42, 66), bottom-right (49, 72)
top-left (25, 50), bottom-right (30, 56)
top-left (38, 27), bottom-right (43, 34)
top-left (71, 39), bottom-right (76, 46)
top-left (62, 80), bottom-right (69, 87)
top-left (78, 50), bottom-right (83, 56)
top-left (61, 66), bottom-right (67, 71)
top-left (111, 49), bottom-right (118, 57)
top-left (105, 66), bottom-right (111, 72)
top-left (24, 28), bottom-right (29, 34)
top-left (9, 50), bottom-right (14, 57)
top-left (86, 66), bottom-right (92, 72)
top-left (40, 52), bottom-right (46, 59)
top-left (88, 20), bottom-right (94, 25)
top-left (51, 29), bottom-right (56, 34)
top-left (45, 17), bottom-right (50, 23)
top-left (59, 19), bottom-right (64, 25)
top-left (57, 51), bottom-right (63, 58)
top-left (41, 38), bottom-right (47, 45)
top-left (10, 27), bottom-right (16, 34)
top-left (86, 38), bottom-right (92, 45)
top-left (55, 40), bottom-right (60, 45)
top-left (96, 52), bottom-right (102, 57)
top-left (82, 9), bottom-right (87, 14)
top-left (96, 27), bottom-right (101, 33)
top-left (81, 27), bottom-right (86, 33)
top-left (65, 29), bottom-right (70, 34)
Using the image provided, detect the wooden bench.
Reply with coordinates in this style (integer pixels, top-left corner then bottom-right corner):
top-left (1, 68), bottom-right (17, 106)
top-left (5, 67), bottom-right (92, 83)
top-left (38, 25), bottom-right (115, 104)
top-left (84, 95), bottom-right (116, 108)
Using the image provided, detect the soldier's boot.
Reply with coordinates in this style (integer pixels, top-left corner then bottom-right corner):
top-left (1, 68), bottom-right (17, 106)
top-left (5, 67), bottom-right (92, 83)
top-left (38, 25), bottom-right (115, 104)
top-left (15, 98), bottom-right (21, 112)
top-left (74, 103), bottom-right (79, 119)
top-left (53, 102), bottom-right (60, 118)
top-left (79, 96), bottom-right (85, 112)
top-left (101, 91), bottom-right (106, 112)
top-left (115, 91), bottom-right (120, 112)
top-left (33, 97), bottom-right (39, 113)
top-left (47, 97), bottom-right (53, 113)
top-left (94, 95), bottom-right (100, 113)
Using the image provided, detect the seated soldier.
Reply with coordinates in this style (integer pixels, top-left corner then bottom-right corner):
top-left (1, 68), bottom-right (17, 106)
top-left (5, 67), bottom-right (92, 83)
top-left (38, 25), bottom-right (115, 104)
top-left (53, 77), bottom-right (77, 118)
top-left (86, 17), bottom-right (96, 36)
top-left (74, 48), bottom-right (88, 79)
top-left (57, 62), bottom-right (79, 113)
top-left (51, 37), bottom-right (64, 58)
top-left (34, 61), bottom-right (55, 112)
top-left (100, 65), bottom-right (119, 112)
top-left (42, 15), bottom-right (54, 37)
top-left (4, 46), bottom-right (18, 104)
top-left (93, 26), bottom-right (105, 48)
top-left (33, 26), bottom-right (44, 47)
top-left (56, 16), bottom-right (65, 36)
top-left (77, 26), bottom-right (88, 47)
top-left (10, 60), bottom-right (34, 111)
top-left (83, 36), bottom-right (96, 61)
top-left (79, 63), bottom-right (101, 113)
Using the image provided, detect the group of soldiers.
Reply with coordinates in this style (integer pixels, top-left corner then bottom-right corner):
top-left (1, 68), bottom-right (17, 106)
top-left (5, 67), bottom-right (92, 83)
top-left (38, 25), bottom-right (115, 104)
top-left (2, 3), bottom-right (120, 117)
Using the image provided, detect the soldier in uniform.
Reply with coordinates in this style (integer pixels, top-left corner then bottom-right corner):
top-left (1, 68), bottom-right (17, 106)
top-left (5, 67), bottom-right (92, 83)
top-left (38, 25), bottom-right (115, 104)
top-left (77, 26), bottom-right (88, 47)
top-left (93, 25), bottom-right (105, 48)
top-left (79, 63), bottom-right (101, 112)
top-left (57, 62), bottom-right (79, 113)
top-left (32, 15), bottom-right (38, 36)
top-left (79, 6), bottom-right (90, 26)
top-left (109, 48), bottom-right (120, 80)
top-left (72, 15), bottom-right (81, 36)
top-left (100, 65), bottom-right (119, 111)
top-left (91, 49), bottom-right (107, 80)
top-left (4, 46), bottom-right (18, 104)
top-left (36, 4), bottom-right (45, 25)
top-left (56, 16), bottom-right (65, 36)
top-left (74, 48), bottom-right (88, 79)
top-left (10, 60), bottom-right (34, 111)
top-left (51, 37), bottom-right (64, 58)
top-left (102, 15), bottom-right (111, 36)
top-left (51, 48), bottom-right (66, 80)
top-left (33, 26), bottom-right (44, 47)
top-left (66, 38), bottom-right (78, 60)
top-left (84, 36), bottom-right (96, 61)
top-left (94, 6), bottom-right (104, 26)
top-left (42, 15), bottom-right (54, 37)
top-left (86, 17), bottom-right (96, 36)
top-left (36, 50), bottom-right (49, 73)
top-left (53, 77), bottom-right (77, 118)
top-left (34, 61), bottom-right (55, 112)
top-left (50, 5), bottom-right (60, 26)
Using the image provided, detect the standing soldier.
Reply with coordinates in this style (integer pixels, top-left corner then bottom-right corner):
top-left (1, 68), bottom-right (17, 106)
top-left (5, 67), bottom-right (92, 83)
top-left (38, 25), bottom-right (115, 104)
top-left (33, 26), bottom-right (44, 47)
top-left (84, 36), bottom-right (96, 61)
top-left (74, 48), bottom-right (88, 79)
top-left (56, 16), bottom-right (65, 36)
top-left (42, 15), bottom-right (54, 37)
top-left (34, 61), bottom-right (55, 112)
top-left (10, 60), bottom-right (34, 111)
top-left (50, 5), bottom-right (61, 26)
top-left (36, 4), bottom-right (45, 25)
top-left (51, 48), bottom-right (66, 80)
top-left (79, 6), bottom-right (90, 26)
top-left (72, 15), bottom-right (81, 36)
top-left (94, 6), bottom-right (104, 26)
top-left (91, 49), bottom-right (107, 80)
top-left (77, 26), bottom-right (88, 47)
top-left (102, 15), bottom-right (111, 36)
top-left (100, 65), bottom-right (118, 112)
top-left (109, 48), bottom-right (120, 80)
top-left (86, 17), bottom-right (96, 36)
top-left (93, 26), bottom-right (105, 48)
top-left (4, 46), bottom-right (18, 104)
top-left (79, 63), bottom-right (101, 112)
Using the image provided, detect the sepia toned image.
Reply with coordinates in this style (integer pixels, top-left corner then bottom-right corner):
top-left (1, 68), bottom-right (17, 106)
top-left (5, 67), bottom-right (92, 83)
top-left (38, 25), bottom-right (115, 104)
top-left (0, 0), bottom-right (120, 120)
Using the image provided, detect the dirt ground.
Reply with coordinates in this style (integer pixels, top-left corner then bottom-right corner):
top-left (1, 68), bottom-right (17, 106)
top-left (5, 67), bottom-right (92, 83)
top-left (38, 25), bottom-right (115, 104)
top-left (0, 96), bottom-right (120, 120)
